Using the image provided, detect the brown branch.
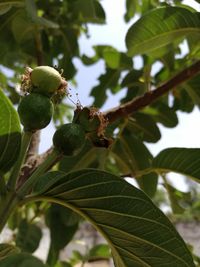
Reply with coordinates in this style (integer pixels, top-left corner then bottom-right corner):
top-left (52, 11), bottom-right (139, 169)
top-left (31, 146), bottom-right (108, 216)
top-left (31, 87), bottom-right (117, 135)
top-left (17, 147), bottom-right (54, 189)
top-left (104, 60), bottom-right (200, 123)
top-left (26, 130), bottom-right (41, 158)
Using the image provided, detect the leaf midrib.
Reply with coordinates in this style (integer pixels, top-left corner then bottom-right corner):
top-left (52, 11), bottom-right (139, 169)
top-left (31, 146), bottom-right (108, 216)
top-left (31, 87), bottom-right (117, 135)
top-left (96, 222), bottom-right (191, 267)
top-left (79, 206), bottom-right (174, 232)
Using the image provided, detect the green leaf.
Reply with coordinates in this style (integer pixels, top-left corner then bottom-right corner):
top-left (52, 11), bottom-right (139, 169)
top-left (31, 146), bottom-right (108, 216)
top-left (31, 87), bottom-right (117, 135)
top-left (120, 69), bottom-right (145, 103)
top-left (0, 244), bottom-right (20, 260)
top-left (16, 219), bottom-right (42, 253)
top-left (185, 74), bottom-right (200, 106)
top-left (163, 182), bottom-right (191, 214)
top-left (124, 0), bottom-right (138, 22)
top-left (126, 7), bottom-right (200, 56)
top-left (25, 0), bottom-right (59, 28)
top-left (82, 45), bottom-right (132, 69)
top-left (112, 133), bottom-right (158, 197)
top-left (59, 55), bottom-right (77, 80)
top-left (31, 169), bottom-right (195, 267)
top-left (172, 86), bottom-right (194, 113)
top-left (33, 171), bottom-right (67, 194)
top-left (0, 1), bottom-right (24, 15)
top-left (59, 141), bottom-right (98, 173)
top-left (143, 102), bottom-right (178, 128)
top-left (103, 48), bottom-right (121, 69)
top-left (91, 68), bottom-right (121, 107)
top-left (0, 253), bottom-right (48, 267)
top-left (11, 11), bottom-right (35, 43)
top-left (153, 148), bottom-right (200, 182)
top-left (0, 89), bottom-right (21, 173)
top-left (0, 4), bottom-right (11, 15)
top-left (46, 204), bottom-right (79, 265)
top-left (127, 112), bottom-right (161, 143)
top-left (88, 244), bottom-right (111, 261)
top-left (103, 47), bottom-right (133, 69)
top-left (72, 0), bottom-right (105, 24)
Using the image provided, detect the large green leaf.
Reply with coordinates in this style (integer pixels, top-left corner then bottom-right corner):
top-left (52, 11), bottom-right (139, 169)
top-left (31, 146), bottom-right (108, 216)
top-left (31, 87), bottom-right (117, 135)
top-left (0, 89), bottom-right (21, 173)
top-left (126, 7), bottom-right (200, 56)
top-left (153, 148), bottom-right (200, 182)
top-left (0, 253), bottom-right (48, 267)
top-left (0, 244), bottom-right (20, 260)
top-left (31, 169), bottom-right (195, 267)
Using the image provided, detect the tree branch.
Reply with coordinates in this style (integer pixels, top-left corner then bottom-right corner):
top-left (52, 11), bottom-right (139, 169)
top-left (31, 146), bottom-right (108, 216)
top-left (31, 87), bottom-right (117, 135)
top-left (17, 147), bottom-right (54, 189)
top-left (104, 60), bottom-right (200, 123)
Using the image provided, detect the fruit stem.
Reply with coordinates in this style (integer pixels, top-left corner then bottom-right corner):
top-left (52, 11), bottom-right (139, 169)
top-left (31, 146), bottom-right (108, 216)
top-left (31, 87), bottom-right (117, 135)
top-left (7, 131), bottom-right (33, 191)
top-left (17, 149), bottom-right (62, 198)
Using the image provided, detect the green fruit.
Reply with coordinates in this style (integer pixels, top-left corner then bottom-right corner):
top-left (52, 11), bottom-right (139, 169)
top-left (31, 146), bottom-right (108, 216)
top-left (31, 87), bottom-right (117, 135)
top-left (30, 66), bottom-right (63, 96)
top-left (18, 93), bottom-right (53, 131)
top-left (53, 123), bottom-right (86, 156)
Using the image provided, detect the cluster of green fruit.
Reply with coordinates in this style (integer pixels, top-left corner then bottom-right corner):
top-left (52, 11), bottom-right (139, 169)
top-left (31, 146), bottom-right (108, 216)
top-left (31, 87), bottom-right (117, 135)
top-left (18, 66), bottom-right (111, 157)
top-left (18, 66), bottom-right (86, 156)
top-left (18, 66), bottom-right (65, 132)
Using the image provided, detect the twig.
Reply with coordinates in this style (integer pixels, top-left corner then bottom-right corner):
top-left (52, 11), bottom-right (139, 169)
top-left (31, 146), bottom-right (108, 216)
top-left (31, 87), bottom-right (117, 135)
top-left (26, 130), bottom-right (41, 158)
top-left (104, 60), bottom-right (200, 123)
top-left (17, 147), bottom-right (54, 189)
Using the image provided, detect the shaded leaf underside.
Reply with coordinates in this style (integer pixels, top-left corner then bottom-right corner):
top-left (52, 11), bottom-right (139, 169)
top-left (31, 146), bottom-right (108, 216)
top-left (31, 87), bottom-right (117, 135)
top-left (31, 169), bottom-right (194, 267)
top-left (153, 147), bottom-right (200, 182)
